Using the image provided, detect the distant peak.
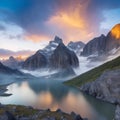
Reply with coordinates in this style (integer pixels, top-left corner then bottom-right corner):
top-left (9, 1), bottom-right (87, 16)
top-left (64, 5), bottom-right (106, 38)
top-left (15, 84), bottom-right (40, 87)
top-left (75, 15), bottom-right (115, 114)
top-left (69, 41), bottom-right (74, 44)
top-left (111, 23), bottom-right (120, 39)
top-left (9, 56), bottom-right (15, 60)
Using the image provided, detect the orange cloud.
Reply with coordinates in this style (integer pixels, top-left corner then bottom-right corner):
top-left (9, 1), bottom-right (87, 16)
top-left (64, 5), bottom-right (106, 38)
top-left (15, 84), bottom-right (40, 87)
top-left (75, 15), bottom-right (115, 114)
top-left (25, 34), bottom-right (51, 43)
top-left (45, 0), bottom-right (98, 43)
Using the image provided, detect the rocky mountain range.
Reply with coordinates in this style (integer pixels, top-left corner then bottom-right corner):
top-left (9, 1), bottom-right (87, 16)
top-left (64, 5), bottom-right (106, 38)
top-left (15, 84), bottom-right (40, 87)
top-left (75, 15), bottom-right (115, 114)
top-left (2, 23), bottom-right (120, 78)
top-left (22, 36), bottom-right (79, 73)
top-left (37, 36), bottom-right (63, 58)
top-left (2, 56), bottom-right (23, 69)
top-left (81, 23), bottom-right (120, 56)
top-left (22, 36), bottom-right (63, 70)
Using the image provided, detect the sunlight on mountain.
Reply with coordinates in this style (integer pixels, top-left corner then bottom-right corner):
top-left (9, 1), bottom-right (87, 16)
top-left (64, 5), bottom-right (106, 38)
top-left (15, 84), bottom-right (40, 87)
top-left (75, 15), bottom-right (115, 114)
top-left (111, 24), bottom-right (120, 39)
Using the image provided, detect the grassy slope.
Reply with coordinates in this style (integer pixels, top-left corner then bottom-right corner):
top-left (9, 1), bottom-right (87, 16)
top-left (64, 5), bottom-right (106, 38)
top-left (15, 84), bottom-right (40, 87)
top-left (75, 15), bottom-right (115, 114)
top-left (64, 56), bottom-right (120, 87)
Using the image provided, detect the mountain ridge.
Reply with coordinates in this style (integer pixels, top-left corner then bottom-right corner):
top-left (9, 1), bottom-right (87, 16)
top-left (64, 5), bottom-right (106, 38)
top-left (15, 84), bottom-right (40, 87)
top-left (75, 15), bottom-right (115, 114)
top-left (81, 23), bottom-right (120, 56)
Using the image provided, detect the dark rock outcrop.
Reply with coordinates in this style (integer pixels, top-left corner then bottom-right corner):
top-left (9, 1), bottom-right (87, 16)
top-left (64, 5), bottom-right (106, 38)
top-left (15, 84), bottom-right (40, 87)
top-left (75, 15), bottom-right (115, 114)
top-left (50, 42), bottom-right (79, 69)
top-left (22, 51), bottom-right (47, 70)
top-left (67, 41), bottom-right (85, 55)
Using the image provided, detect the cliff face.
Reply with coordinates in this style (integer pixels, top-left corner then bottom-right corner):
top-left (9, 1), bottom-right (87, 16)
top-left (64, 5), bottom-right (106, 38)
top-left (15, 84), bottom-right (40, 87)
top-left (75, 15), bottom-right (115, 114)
top-left (50, 42), bottom-right (79, 69)
top-left (22, 52), bottom-right (47, 70)
top-left (81, 34), bottom-right (106, 56)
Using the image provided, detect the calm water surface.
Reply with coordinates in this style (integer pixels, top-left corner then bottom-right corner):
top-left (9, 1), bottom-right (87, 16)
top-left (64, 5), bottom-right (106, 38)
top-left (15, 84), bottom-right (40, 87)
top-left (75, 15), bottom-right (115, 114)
top-left (0, 78), bottom-right (115, 120)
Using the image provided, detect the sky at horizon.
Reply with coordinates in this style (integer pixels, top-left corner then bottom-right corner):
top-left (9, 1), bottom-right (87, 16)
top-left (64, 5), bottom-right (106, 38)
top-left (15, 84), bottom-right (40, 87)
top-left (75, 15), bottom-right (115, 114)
top-left (0, 0), bottom-right (120, 58)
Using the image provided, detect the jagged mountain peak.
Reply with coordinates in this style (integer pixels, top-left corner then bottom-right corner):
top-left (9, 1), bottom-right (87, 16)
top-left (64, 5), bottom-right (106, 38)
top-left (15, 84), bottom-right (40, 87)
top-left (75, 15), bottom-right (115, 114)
top-left (37, 36), bottom-right (63, 57)
top-left (54, 36), bottom-right (63, 43)
top-left (9, 56), bottom-right (17, 61)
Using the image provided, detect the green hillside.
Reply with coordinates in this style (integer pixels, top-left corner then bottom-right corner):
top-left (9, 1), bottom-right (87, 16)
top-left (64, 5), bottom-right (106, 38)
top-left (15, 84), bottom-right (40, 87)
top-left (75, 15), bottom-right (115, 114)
top-left (64, 56), bottom-right (120, 87)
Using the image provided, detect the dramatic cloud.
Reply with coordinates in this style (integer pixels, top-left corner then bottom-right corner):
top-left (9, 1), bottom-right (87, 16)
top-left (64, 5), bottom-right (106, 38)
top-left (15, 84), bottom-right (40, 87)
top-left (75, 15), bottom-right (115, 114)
top-left (0, 0), bottom-right (120, 44)
top-left (0, 21), bottom-right (49, 52)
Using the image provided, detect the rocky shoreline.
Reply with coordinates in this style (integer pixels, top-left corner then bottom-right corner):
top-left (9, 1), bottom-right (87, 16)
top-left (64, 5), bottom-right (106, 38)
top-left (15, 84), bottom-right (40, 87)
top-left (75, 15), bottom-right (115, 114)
top-left (80, 69), bottom-right (120, 120)
top-left (0, 104), bottom-right (87, 120)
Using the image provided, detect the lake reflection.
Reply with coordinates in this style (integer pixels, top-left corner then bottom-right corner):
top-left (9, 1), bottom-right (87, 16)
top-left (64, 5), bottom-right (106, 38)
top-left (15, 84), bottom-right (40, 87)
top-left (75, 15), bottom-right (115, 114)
top-left (0, 78), bottom-right (115, 120)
